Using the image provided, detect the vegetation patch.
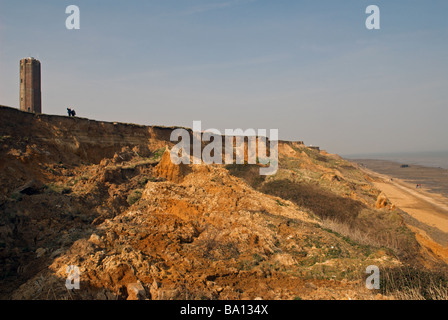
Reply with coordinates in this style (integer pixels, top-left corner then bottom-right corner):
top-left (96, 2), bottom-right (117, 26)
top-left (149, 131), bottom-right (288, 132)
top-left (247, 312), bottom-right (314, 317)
top-left (44, 183), bottom-right (71, 195)
top-left (380, 266), bottom-right (448, 300)
top-left (260, 179), bottom-right (365, 225)
top-left (225, 164), bottom-right (266, 189)
top-left (260, 179), bottom-right (418, 259)
top-left (152, 147), bottom-right (167, 160)
top-left (127, 189), bottom-right (143, 205)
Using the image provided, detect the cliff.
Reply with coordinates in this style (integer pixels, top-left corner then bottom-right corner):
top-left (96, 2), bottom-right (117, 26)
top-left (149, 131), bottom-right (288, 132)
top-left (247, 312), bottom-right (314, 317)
top-left (0, 106), bottom-right (445, 300)
top-left (0, 105), bottom-right (177, 164)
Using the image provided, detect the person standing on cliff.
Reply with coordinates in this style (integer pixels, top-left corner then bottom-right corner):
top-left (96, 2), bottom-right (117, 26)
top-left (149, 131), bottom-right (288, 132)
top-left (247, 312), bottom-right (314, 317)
top-left (67, 108), bottom-right (72, 116)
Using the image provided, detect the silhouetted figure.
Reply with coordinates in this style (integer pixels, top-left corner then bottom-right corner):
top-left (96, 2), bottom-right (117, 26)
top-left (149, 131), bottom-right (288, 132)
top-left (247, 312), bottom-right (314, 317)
top-left (67, 108), bottom-right (76, 117)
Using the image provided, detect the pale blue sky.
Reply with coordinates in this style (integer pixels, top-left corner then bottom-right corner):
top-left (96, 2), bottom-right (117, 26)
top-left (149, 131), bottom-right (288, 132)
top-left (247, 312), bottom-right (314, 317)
top-left (1, 0), bottom-right (447, 154)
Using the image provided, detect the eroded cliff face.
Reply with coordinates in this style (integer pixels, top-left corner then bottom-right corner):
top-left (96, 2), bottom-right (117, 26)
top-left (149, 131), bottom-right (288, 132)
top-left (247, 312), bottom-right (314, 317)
top-left (0, 105), bottom-right (175, 164)
top-left (0, 105), bottom-right (180, 201)
top-left (0, 106), bottom-right (442, 300)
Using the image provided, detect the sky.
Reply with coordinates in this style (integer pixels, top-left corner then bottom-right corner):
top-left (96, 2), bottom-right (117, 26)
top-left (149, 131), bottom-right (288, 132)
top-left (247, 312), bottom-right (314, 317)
top-left (0, 0), bottom-right (447, 155)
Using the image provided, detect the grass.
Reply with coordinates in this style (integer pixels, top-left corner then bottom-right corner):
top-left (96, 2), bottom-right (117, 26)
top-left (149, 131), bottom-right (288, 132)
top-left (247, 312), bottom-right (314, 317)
top-left (321, 218), bottom-right (382, 251)
top-left (152, 147), bottom-right (167, 160)
top-left (122, 158), bottom-right (158, 170)
top-left (225, 164), bottom-right (266, 189)
top-left (259, 179), bottom-right (418, 259)
top-left (72, 175), bottom-right (90, 185)
top-left (44, 183), bottom-right (71, 195)
top-left (380, 266), bottom-right (448, 300)
top-left (139, 176), bottom-right (158, 186)
top-left (252, 253), bottom-right (264, 264)
top-left (195, 227), bottom-right (240, 261)
top-left (225, 143), bottom-right (438, 288)
top-left (9, 192), bottom-right (23, 202)
top-left (260, 179), bottom-right (365, 225)
top-left (276, 199), bottom-right (287, 207)
top-left (127, 189), bottom-right (143, 205)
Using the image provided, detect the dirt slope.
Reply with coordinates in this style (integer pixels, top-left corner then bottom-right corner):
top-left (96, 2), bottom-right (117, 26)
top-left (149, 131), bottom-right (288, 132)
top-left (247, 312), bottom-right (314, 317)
top-left (1, 106), bottom-right (446, 300)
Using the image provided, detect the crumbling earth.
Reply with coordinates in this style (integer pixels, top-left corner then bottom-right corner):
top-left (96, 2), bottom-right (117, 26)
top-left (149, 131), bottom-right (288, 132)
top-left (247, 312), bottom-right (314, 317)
top-left (0, 106), bottom-right (445, 300)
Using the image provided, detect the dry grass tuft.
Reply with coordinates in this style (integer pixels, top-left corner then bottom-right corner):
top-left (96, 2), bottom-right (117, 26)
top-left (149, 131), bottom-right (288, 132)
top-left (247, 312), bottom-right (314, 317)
top-left (380, 266), bottom-right (448, 300)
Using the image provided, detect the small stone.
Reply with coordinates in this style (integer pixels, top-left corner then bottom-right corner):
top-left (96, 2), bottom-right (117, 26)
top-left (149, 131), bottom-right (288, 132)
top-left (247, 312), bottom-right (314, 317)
top-left (150, 280), bottom-right (160, 300)
top-left (50, 248), bottom-right (64, 258)
top-left (305, 282), bottom-right (318, 290)
top-left (36, 248), bottom-right (46, 258)
top-left (127, 281), bottom-right (146, 300)
top-left (88, 233), bottom-right (102, 246)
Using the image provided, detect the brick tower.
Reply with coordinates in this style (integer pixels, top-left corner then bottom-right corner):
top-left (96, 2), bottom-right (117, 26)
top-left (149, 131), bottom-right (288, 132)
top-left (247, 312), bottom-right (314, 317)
top-left (20, 57), bottom-right (41, 113)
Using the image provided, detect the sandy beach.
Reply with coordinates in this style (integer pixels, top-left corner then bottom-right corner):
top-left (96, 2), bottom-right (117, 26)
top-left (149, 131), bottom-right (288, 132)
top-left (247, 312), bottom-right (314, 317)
top-left (354, 159), bottom-right (448, 199)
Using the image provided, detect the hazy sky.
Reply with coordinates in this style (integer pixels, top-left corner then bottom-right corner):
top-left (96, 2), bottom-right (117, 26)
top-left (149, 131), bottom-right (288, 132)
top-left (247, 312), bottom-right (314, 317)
top-left (1, 0), bottom-right (447, 155)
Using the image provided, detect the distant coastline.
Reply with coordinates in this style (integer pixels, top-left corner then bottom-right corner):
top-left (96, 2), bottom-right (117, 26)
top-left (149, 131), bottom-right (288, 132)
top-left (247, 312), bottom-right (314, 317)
top-left (347, 158), bottom-right (448, 199)
top-left (343, 150), bottom-right (448, 170)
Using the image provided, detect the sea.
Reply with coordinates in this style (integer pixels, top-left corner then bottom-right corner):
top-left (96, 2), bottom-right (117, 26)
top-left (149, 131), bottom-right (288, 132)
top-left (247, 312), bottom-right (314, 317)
top-left (342, 150), bottom-right (448, 170)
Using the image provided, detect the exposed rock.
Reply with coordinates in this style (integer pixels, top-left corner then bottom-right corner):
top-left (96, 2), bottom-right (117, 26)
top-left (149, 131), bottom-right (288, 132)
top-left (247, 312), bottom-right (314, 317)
top-left (149, 280), bottom-right (161, 300)
top-left (113, 147), bottom-right (134, 164)
top-left (132, 145), bottom-right (151, 158)
top-left (154, 149), bottom-right (189, 183)
top-left (88, 233), bottom-right (102, 246)
top-left (35, 248), bottom-right (46, 258)
top-left (376, 192), bottom-right (390, 209)
top-left (126, 281), bottom-right (146, 300)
